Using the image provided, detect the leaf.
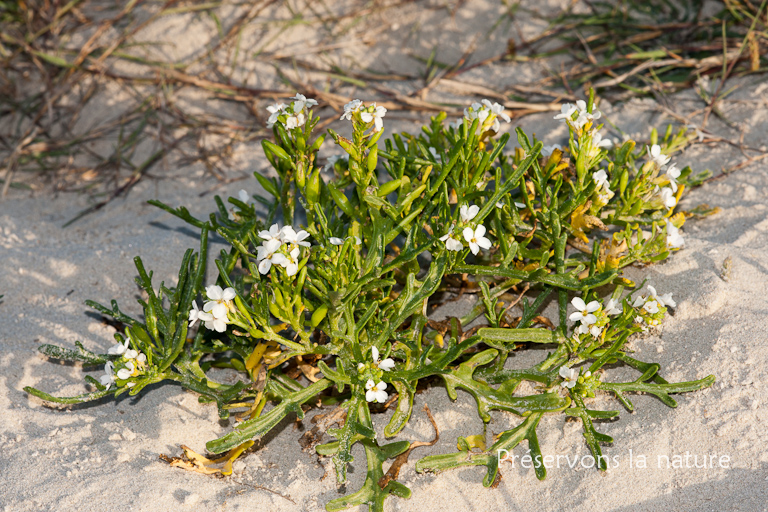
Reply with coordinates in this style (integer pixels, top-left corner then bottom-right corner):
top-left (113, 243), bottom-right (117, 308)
top-left (164, 441), bottom-right (254, 476)
top-left (24, 386), bottom-right (113, 405)
top-left (206, 378), bottom-right (332, 454)
top-left (37, 341), bottom-right (107, 365)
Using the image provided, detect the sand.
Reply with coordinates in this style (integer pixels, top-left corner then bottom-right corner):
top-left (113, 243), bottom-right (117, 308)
top-left (2, 1), bottom-right (768, 511)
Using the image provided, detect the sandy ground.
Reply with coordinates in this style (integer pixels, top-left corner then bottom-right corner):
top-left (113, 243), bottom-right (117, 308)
top-left (2, 2), bottom-right (768, 511)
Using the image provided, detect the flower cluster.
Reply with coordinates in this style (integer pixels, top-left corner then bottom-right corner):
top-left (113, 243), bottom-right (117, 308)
top-left (559, 366), bottom-right (591, 389)
top-left (100, 339), bottom-right (148, 389)
top-left (439, 204), bottom-right (492, 255)
top-left (189, 285), bottom-right (237, 333)
top-left (266, 93), bottom-right (318, 129)
top-left (340, 99), bottom-right (387, 132)
top-left (647, 144), bottom-right (680, 209)
top-left (632, 285), bottom-right (675, 328)
top-left (255, 223), bottom-right (311, 276)
top-left (554, 100), bottom-right (601, 131)
top-left (569, 297), bottom-right (604, 338)
top-left (459, 99), bottom-right (511, 133)
top-left (357, 347), bottom-right (395, 403)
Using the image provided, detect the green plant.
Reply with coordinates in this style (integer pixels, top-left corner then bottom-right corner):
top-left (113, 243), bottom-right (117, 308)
top-left (26, 92), bottom-right (715, 511)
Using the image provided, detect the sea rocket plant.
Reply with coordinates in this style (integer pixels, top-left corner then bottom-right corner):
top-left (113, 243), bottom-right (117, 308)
top-left (27, 90), bottom-right (717, 512)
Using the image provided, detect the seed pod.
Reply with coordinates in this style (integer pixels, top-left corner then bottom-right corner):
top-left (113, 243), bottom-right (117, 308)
top-left (311, 304), bottom-right (329, 327)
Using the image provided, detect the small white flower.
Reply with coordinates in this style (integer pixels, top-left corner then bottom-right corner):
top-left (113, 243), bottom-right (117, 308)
top-left (188, 301), bottom-right (203, 328)
top-left (200, 310), bottom-right (228, 333)
top-left (647, 144), bottom-right (670, 167)
top-left (593, 169), bottom-right (610, 190)
top-left (266, 103), bottom-right (286, 127)
top-left (559, 366), bottom-right (579, 388)
top-left (259, 224), bottom-right (282, 243)
top-left (482, 99), bottom-right (511, 123)
top-left (292, 93), bottom-right (317, 112)
top-left (591, 131), bottom-right (613, 149)
top-left (554, 103), bottom-right (578, 122)
top-left (204, 285), bottom-right (236, 319)
top-left (256, 238), bottom-right (282, 274)
top-left (660, 187), bottom-right (677, 208)
top-left (666, 220), bottom-right (685, 249)
top-left (285, 112), bottom-right (305, 129)
top-left (462, 225), bottom-right (492, 255)
top-left (272, 246), bottom-right (301, 276)
top-left (100, 362), bottom-right (115, 389)
top-left (666, 163), bottom-right (681, 181)
top-left (514, 202), bottom-right (526, 209)
top-left (360, 104), bottom-right (387, 132)
top-left (280, 226), bottom-right (311, 248)
top-left (124, 347), bottom-right (139, 360)
top-left (632, 294), bottom-right (648, 308)
top-left (107, 339), bottom-right (129, 356)
top-left (371, 346), bottom-right (395, 372)
top-left (589, 325), bottom-right (603, 337)
top-left (643, 300), bottom-right (660, 314)
top-left (238, 190), bottom-right (251, 204)
top-left (439, 226), bottom-right (464, 252)
top-left (648, 285), bottom-right (676, 308)
top-left (329, 237), bottom-right (344, 246)
top-left (448, 118), bottom-right (463, 130)
top-left (365, 379), bottom-right (388, 403)
top-left (460, 204), bottom-right (480, 222)
top-left (495, 201), bottom-right (504, 209)
top-left (340, 99), bottom-right (363, 120)
top-left (135, 352), bottom-right (147, 364)
top-left (569, 297), bottom-right (600, 325)
top-left (604, 298), bottom-right (622, 316)
top-left (116, 361), bottom-right (135, 381)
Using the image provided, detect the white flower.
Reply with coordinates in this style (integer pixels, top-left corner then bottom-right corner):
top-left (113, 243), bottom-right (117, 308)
top-left (589, 325), bottom-right (603, 337)
top-left (285, 112), bottom-right (305, 129)
top-left (280, 226), bottom-right (311, 248)
top-left (116, 361), bottom-right (135, 381)
top-left (365, 379), bottom-right (388, 403)
top-left (371, 346), bottom-right (395, 372)
top-left (257, 238), bottom-right (282, 274)
top-left (643, 300), bottom-right (659, 314)
top-left (593, 169), bottom-right (610, 190)
top-left (554, 103), bottom-right (577, 122)
top-left (107, 339), bottom-right (129, 356)
top-left (648, 285), bottom-right (676, 308)
top-left (238, 190), bottom-right (251, 204)
top-left (292, 93), bottom-right (317, 112)
top-left (604, 298), bottom-right (622, 316)
top-left (188, 301), bottom-right (203, 328)
top-left (199, 310), bottom-right (227, 333)
top-left (124, 347), bottom-right (139, 360)
top-left (100, 362), bottom-right (115, 389)
top-left (329, 237), bottom-right (344, 246)
top-left (448, 118), bottom-right (463, 130)
top-left (541, 144), bottom-right (562, 156)
top-left (495, 201), bottom-right (505, 208)
top-left (559, 366), bottom-right (579, 388)
top-left (660, 187), bottom-right (677, 208)
top-left (482, 99), bottom-right (511, 123)
top-left (439, 226), bottom-right (464, 252)
top-left (460, 204), bottom-right (480, 222)
top-left (569, 297), bottom-right (600, 325)
top-left (591, 131), bottom-right (612, 149)
top-left (340, 99), bottom-right (363, 120)
top-left (462, 225), bottom-right (492, 255)
top-left (514, 202), bottom-right (526, 209)
top-left (259, 223), bottom-right (282, 243)
top-left (360, 104), bottom-right (387, 132)
top-left (666, 220), bottom-right (685, 249)
top-left (647, 144), bottom-right (670, 167)
top-left (204, 285), bottom-right (236, 319)
top-left (666, 163), bottom-right (681, 181)
top-left (266, 103), bottom-right (286, 127)
top-left (272, 246), bottom-right (301, 276)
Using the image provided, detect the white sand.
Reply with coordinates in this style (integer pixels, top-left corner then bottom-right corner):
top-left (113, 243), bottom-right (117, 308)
top-left (2, 2), bottom-right (768, 510)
